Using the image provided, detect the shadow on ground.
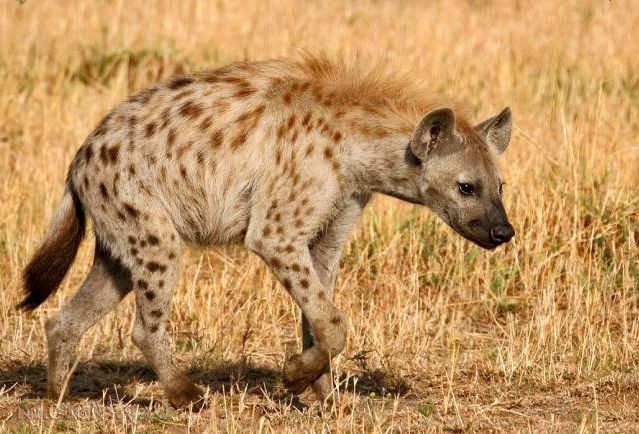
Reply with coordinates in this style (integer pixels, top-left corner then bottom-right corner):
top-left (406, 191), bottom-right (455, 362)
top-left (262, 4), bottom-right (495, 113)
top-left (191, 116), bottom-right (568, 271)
top-left (0, 358), bottom-right (410, 404)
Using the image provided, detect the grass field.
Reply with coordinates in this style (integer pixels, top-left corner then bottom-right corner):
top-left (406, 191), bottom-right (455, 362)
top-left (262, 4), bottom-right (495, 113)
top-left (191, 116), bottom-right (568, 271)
top-left (1, 0), bottom-right (638, 432)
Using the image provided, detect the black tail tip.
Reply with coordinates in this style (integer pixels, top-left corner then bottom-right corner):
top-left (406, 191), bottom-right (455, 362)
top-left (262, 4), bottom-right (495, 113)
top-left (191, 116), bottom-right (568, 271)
top-left (17, 270), bottom-right (55, 311)
top-left (16, 283), bottom-right (47, 311)
top-left (16, 295), bottom-right (42, 311)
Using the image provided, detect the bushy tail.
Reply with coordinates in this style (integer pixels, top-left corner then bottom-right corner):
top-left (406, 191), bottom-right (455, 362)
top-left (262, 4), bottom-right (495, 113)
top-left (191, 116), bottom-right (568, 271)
top-left (18, 184), bottom-right (86, 311)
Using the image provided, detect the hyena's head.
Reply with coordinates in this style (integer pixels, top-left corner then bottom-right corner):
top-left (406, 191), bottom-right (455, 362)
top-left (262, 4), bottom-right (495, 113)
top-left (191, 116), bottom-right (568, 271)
top-left (409, 107), bottom-right (514, 249)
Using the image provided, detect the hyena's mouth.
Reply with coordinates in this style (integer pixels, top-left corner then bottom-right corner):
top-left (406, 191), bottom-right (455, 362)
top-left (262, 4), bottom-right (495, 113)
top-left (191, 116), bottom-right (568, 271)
top-left (443, 212), bottom-right (499, 250)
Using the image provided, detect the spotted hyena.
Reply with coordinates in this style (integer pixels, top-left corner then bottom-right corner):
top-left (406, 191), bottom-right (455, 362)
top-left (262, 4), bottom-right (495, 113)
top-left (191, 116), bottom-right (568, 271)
top-left (19, 55), bottom-right (515, 408)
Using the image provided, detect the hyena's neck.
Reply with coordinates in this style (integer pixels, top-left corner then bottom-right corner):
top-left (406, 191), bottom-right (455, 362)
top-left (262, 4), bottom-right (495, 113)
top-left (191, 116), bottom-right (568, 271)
top-left (344, 132), bottom-right (422, 204)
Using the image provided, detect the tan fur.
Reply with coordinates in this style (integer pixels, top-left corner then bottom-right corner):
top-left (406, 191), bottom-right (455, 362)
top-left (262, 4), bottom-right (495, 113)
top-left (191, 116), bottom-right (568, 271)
top-left (20, 55), bottom-right (514, 408)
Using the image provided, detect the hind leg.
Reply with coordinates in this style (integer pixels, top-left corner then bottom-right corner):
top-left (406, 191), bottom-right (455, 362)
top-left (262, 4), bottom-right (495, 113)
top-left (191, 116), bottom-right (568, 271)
top-left (46, 243), bottom-right (133, 400)
top-left (128, 230), bottom-right (203, 409)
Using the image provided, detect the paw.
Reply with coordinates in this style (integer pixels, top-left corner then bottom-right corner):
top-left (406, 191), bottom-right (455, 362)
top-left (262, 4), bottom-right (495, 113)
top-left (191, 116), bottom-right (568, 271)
top-left (283, 371), bottom-right (318, 395)
top-left (312, 373), bottom-right (335, 404)
top-left (283, 354), bottom-right (324, 395)
top-left (166, 381), bottom-right (205, 410)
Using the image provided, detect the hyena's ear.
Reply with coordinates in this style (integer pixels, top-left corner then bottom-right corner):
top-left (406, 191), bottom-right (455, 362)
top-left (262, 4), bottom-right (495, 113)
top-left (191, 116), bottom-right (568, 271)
top-left (411, 108), bottom-right (457, 160)
top-left (475, 107), bottom-right (512, 155)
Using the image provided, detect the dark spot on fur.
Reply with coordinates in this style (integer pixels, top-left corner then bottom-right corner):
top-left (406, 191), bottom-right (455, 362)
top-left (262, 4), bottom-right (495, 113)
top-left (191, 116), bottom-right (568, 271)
top-left (234, 84), bottom-right (256, 98)
top-left (196, 150), bottom-right (206, 164)
top-left (144, 291), bottom-right (155, 301)
top-left (123, 203), bottom-right (139, 218)
top-left (210, 129), bottom-right (224, 148)
top-left (263, 226), bottom-right (271, 237)
top-left (318, 291), bottom-right (326, 299)
top-left (99, 183), bottom-right (109, 199)
top-left (99, 144), bottom-right (108, 164)
top-left (168, 252), bottom-right (176, 260)
top-left (108, 144), bottom-right (120, 164)
top-left (330, 316), bottom-right (341, 324)
top-left (148, 235), bottom-right (160, 246)
top-left (128, 236), bottom-right (137, 245)
top-left (146, 262), bottom-right (166, 273)
top-left (283, 278), bottom-right (292, 291)
top-left (145, 122), bottom-right (156, 138)
top-left (149, 324), bottom-right (159, 333)
top-left (168, 77), bottom-right (194, 90)
top-left (291, 263), bottom-right (300, 272)
top-left (179, 100), bottom-right (203, 119)
top-left (270, 257), bottom-right (282, 269)
top-left (287, 114), bottom-right (296, 129)
top-left (230, 126), bottom-right (251, 149)
top-left (84, 144), bottom-right (94, 163)
top-left (138, 279), bottom-right (148, 290)
top-left (160, 107), bottom-right (171, 130)
top-left (301, 113), bottom-right (311, 127)
top-left (277, 124), bottom-right (286, 141)
top-left (130, 247), bottom-right (139, 256)
top-left (323, 147), bottom-right (333, 160)
top-left (167, 128), bottom-right (176, 149)
top-left (300, 278), bottom-right (309, 288)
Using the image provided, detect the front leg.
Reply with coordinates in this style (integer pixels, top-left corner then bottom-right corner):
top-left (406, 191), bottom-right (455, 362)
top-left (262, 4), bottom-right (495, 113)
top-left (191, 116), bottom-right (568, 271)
top-left (304, 193), bottom-right (370, 400)
top-left (248, 237), bottom-right (346, 393)
top-left (245, 186), bottom-right (365, 395)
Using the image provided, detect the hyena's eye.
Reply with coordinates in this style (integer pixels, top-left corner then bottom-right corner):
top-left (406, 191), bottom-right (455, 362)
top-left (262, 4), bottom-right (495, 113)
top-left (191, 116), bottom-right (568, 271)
top-left (499, 183), bottom-right (504, 195)
top-left (458, 183), bottom-right (474, 196)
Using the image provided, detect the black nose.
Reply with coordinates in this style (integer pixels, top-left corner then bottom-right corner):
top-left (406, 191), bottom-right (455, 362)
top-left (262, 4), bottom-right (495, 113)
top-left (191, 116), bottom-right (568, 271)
top-left (490, 224), bottom-right (515, 244)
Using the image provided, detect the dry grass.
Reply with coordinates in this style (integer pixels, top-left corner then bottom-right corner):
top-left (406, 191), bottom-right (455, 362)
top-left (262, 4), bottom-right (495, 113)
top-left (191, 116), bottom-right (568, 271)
top-left (1, 0), bottom-right (638, 432)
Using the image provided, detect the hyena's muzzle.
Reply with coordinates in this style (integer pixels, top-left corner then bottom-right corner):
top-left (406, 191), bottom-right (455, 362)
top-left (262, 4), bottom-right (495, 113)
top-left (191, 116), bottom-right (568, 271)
top-left (448, 199), bottom-right (515, 250)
